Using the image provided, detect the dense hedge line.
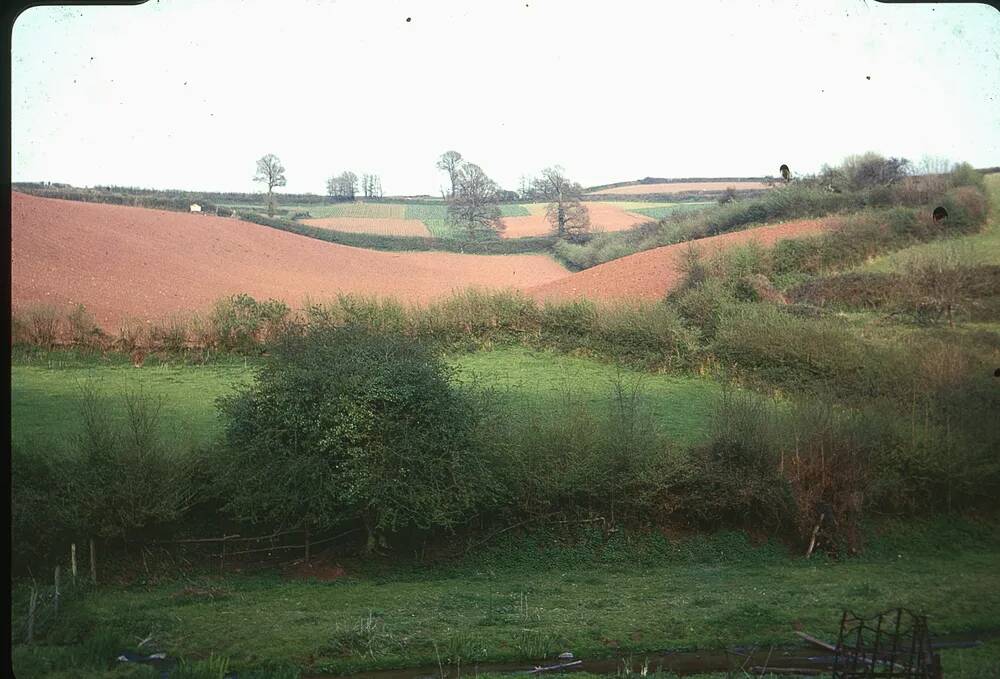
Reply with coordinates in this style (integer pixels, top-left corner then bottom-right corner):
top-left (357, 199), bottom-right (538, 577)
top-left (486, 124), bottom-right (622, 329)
top-left (13, 312), bottom-right (1000, 572)
top-left (12, 183), bottom-right (353, 208)
top-left (236, 211), bottom-right (558, 254)
top-left (15, 186), bottom-right (210, 213)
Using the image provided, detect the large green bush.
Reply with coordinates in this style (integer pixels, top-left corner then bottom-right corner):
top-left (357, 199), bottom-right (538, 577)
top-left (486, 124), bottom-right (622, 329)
top-left (216, 325), bottom-right (498, 551)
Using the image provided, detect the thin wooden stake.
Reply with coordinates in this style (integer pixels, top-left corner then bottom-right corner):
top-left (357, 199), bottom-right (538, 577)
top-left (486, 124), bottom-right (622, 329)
top-left (54, 566), bottom-right (61, 616)
top-left (90, 538), bottom-right (97, 585)
top-left (304, 527), bottom-right (311, 564)
top-left (805, 514), bottom-right (824, 559)
top-left (71, 543), bottom-right (77, 581)
top-left (26, 587), bottom-right (38, 644)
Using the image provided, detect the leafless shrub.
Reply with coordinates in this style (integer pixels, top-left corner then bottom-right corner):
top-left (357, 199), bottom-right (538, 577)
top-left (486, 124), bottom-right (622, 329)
top-left (116, 317), bottom-right (148, 353)
top-left (189, 312), bottom-right (217, 349)
top-left (23, 305), bottom-right (62, 348)
top-left (150, 314), bottom-right (190, 352)
top-left (67, 304), bottom-right (101, 347)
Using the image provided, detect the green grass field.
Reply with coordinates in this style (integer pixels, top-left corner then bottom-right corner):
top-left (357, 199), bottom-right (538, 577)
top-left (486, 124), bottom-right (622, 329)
top-left (11, 347), bottom-right (722, 449)
top-left (10, 353), bottom-right (253, 449)
top-left (631, 201), bottom-right (715, 220)
top-left (454, 348), bottom-right (721, 445)
top-left (12, 523), bottom-right (1000, 677)
top-left (858, 173), bottom-right (1000, 272)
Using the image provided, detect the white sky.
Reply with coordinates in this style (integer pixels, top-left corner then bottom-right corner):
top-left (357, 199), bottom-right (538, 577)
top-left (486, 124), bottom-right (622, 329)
top-left (11, 0), bottom-right (1000, 196)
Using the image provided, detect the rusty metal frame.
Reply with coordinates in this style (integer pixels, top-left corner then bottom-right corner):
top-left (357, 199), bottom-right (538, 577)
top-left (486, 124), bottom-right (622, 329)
top-left (832, 607), bottom-right (942, 678)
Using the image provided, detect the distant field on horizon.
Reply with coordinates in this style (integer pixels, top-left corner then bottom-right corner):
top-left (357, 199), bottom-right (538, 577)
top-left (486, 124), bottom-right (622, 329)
top-left (589, 181), bottom-right (772, 196)
top-left (239, 199), bottom-right (711, 239)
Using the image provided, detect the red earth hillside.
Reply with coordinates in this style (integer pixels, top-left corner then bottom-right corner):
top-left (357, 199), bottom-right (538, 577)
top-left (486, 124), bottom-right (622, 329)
top-left (11, 192), bottom-right (568, 329)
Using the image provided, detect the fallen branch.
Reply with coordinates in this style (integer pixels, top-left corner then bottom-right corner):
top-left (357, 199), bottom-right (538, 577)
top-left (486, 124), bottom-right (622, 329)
top-left (795, 631), bottom-right (837, 652)
top-left (529, 660), bottom-right (582, 673)
top-left (752, 667), bottom-right (821, 676)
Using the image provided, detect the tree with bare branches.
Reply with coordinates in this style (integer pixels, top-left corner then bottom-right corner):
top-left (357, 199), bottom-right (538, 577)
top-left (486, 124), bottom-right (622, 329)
top-left (361, 173), bottom-right (383, 199)
top-left (446, 163), bottom-right (505, 239)
top-left (532, 166), bottom-right (590, 241)
top-left (436, 150), bottom-right (463, 198)
top-left (253, 154), bottom-right (286, 216)
top-left (326, 171), bottom-right (359, 201)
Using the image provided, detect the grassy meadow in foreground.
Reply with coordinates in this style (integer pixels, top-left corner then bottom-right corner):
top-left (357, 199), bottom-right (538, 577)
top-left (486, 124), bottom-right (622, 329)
top-left (11, 523), bottom-right (1000, 678)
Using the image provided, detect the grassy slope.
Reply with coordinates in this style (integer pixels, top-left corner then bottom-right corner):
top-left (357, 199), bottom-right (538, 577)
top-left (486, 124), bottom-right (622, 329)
top-left (10, 353), bottom-right (252, 449)
top-left (859, 173), bottom-right (1000, 272)
top-left (11, 348), bottom-right (721, 448)
top-left (14, 528), bottom-right (1000, 677)
top-left (632, 202), bottom-right (715, 220)
top-left (454, 348), bottom-right (720, 446)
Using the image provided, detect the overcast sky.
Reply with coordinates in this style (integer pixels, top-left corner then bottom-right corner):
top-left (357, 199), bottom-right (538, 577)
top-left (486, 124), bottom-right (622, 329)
top-left (11, 0), bottom-right (1000, 196)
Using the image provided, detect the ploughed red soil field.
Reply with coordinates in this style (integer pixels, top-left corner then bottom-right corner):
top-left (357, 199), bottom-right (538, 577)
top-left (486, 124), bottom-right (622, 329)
top-left (588, 181), bottom-right (771, 196)
top-left (528, 218), bottom-right (832, 302)
top-left (501, 202), bottom-right (652, 238)
top-left (10, 192), bottom-right (567, 328)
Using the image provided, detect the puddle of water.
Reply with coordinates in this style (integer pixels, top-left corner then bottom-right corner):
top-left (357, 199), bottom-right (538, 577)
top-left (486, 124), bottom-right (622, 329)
top-left (311, 646), bottom-right (829, 679)
top-left (306, 632), bottom-right (994, 679)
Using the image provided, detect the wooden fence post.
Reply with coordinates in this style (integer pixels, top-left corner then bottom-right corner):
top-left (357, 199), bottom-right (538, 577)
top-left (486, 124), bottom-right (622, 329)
top-left (304, 527), bottom-right (311, 564)
top-left (90, 538), bottom-right (97, 585)
top-left (71, 543), bottom-right (77, 582)
top-left (26, 587), bottom-right (38, 644)
top-left (54, 565), bottom-right (61, 616)
top-left (220, 537), bottom-right (226, 574)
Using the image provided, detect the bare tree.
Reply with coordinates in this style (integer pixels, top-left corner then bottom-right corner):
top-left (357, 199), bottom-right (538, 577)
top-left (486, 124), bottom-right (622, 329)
top-left (447, 163), bottom-right (505, 239)
top-left (518, 175), bottom-right (538, 201)
top-left (254, 154), bottom-right (286, 217)
top-left (916, 155), bottom-right (953, 176)
top-left (360, 173), bottom-right (383, 199)
top-left (326, 171), bottom-right (359, 201)
top-left (532, 166), bottom-right (590, 241)
top-left (341, 171), bottom-right (358, 200)
top-left (436, 151), bottom-right (463, 198)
